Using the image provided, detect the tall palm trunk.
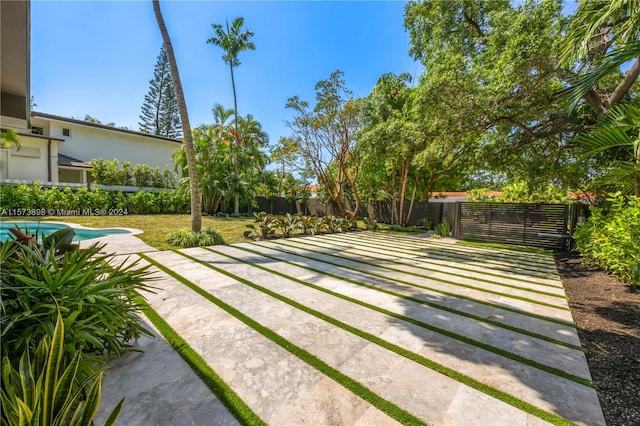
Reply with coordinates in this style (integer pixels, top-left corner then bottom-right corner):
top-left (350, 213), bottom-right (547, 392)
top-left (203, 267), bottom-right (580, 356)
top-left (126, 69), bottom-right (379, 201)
top-left (230, 62), bottom-right (241, 214)
top-left (636, 139), bottom-right (640, 197)
top-left (153, 0), bottom-right (201, 232)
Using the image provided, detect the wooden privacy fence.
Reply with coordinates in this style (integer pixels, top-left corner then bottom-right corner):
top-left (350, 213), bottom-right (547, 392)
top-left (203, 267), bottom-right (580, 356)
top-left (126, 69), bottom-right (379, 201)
top-left (254, 196), bottom-right (445, 227)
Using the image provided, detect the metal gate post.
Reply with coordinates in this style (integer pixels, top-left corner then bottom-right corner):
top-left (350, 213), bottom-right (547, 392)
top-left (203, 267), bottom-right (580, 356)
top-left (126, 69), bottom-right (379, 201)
top-left (454, 202), bottom-right (461, 239)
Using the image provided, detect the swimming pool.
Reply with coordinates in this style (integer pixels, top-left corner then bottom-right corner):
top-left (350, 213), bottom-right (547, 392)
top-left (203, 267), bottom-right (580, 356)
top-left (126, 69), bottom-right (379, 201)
top-left (0, 221), bottom-right (133, 242)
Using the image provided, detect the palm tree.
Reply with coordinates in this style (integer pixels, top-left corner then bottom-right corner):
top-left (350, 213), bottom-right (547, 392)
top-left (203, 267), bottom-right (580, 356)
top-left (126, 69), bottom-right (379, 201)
top-left (561, 0), bottom-right (640, 114)
top-left (153, 0), bottom-right (202, 232)
top-left (237, 114), bottom-right (269, 205)
top-left (578, 104), bottom-right (640, 197)
top-left (207, 17), bottom-right (255, 214)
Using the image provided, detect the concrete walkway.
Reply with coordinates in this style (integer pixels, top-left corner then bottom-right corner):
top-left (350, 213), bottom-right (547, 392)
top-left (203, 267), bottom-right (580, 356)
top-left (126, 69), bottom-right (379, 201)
top-left (96, 232), bottom-right (605, 426)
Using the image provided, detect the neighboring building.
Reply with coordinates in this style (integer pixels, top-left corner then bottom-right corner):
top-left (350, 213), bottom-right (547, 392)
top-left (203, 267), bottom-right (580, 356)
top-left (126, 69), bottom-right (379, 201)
top-left (0, 1), bottom-right (181, 185)
top-left (29, 112), bottom-right (181, 184)
top-left (429, 191), bottom-right (503, 203)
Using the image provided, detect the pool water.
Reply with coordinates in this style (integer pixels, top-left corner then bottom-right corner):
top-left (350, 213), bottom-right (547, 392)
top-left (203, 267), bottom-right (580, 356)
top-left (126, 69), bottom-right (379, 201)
top-left (0, 221), bottom-right (132, 242)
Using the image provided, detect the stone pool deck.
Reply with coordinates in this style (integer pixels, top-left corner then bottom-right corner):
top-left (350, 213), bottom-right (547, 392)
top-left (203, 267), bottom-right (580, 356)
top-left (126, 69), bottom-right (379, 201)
top-left (95, 232), bottom-right (604, 426)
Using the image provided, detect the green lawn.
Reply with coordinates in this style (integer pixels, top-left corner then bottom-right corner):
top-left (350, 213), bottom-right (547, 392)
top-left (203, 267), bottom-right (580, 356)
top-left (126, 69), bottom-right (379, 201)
top-left (34, 215), bottom-right (254, 250)
top-left (4, 215), bottom-right (430, 250)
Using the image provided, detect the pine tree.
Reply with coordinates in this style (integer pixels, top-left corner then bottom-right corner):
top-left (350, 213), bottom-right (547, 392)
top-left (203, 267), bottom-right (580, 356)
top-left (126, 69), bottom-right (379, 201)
top-left (139, 45), bottom-right (182, 138)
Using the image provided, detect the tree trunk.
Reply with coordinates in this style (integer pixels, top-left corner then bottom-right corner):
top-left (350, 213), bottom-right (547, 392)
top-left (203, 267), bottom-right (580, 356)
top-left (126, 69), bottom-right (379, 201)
top-left (636, 139), bottom-right (640, 197)
top-left (399, 161), bottom-right (409, 226)
top-left (153, 0), bottom-right (201, 232)
top-left (404, 173), bottom-right (419, 227)
top-left (230, 62), bottom-right (241, 214)
top-left (391, 166), bottom-right (397, 225)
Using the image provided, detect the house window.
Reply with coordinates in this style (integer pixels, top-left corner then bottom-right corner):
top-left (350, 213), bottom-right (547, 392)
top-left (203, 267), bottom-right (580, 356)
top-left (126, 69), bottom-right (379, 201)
top-left (62, 128), bottom-right (71, 137)
top-left (32, 126), bottom-right (44, 135)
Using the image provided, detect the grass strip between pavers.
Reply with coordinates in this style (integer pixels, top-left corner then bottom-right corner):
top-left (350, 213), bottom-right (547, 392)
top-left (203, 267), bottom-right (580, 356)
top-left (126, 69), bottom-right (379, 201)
top-left (328, 233), bottom-right (560, 281)
top-left (404, 234), bottom-right (556, 263)
top-left (368, 231), bottom-right (557, 265)
top-left (455, 240), bottom-right (554, 256)
top-left (342, 232), bottom-right (559, 277)
top-left (274, 238), bottom-right (567, 298)
top-left (251, 241), bottom-right (571, 313)
top-left (241, 242), bottom-right (584, 352)
top-left (189, 247), bottom-right (581, 426)
top-left (132, 291), bottom-right (265, 426)
top-left (244, 243), bottom-right (575, 328)
top-left (204, 247), bottom-right (591, 384)
top-left (140, 252), bottom-right (427, 426)
top-left (296, 234), bottom-right (562, 289)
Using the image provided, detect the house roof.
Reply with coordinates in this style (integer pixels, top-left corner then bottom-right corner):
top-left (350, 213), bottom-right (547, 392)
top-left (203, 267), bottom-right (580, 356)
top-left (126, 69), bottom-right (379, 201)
top-left (31, 111), bottom-right (182, 144)
top-left (58, 154), bottom-right (92, 169)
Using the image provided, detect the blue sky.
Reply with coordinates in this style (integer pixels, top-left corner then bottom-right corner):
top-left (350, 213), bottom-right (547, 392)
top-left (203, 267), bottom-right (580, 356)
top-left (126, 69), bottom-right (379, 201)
top-left (31, 1), bottom-right (421, 149)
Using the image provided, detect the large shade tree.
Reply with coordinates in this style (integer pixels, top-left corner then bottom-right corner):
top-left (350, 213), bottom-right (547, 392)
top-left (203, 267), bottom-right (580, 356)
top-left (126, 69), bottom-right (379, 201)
top-left (358, 73), bottom-right (422, 226)
top-left (403, 0), bottom-right (640, 196)
top-left (286, 70), bottom-right (363, 218)
top-left (207, 17), bottom-right (255, 214)
top-left (152, 0), bottom-right (201, 231)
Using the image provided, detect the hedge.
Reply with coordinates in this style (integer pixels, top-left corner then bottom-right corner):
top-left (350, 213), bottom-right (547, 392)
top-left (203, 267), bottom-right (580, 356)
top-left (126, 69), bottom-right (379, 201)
top-left (573, 194), bottom-right (640, 286)
top-left (0, 183), bottom-right (190, 215)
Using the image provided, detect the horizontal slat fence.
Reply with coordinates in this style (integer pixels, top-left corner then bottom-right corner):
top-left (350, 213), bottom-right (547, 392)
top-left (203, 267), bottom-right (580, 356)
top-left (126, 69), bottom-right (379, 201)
top-left (454, 202), bottom-right (570, 250)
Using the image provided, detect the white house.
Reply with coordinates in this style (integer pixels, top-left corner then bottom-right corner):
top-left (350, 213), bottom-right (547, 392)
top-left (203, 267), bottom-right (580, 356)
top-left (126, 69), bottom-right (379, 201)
top-left (0, 1), bottom-right (182, 186)
top-left (29, 112), bottom-right (182, 184)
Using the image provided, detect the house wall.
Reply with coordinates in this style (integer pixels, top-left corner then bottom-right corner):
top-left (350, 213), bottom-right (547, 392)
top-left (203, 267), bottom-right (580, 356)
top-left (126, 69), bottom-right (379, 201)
top-left (31, 117), bottom-right (181, 171)
top-left (1, 134), bottom-right (53, 181)
top-left (58, 167), bottom-right (85, 183)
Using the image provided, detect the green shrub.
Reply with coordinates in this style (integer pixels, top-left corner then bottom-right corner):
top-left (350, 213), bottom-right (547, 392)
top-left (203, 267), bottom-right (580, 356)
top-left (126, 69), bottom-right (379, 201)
top-left (40, 186), bottom-right (66, 210)
top-left (127, 191), bottom-right (159, 214)
top-left (276, 213), bottom-right (302, 237)
top-left (419, 217), bottom-right (432, 230)
top-left (385, 224), bottom-right (418, 232)
top-left (0, 227), bottom-right (154, 362)
top-left (1, 312), bottom-right (123, 426)
top-left (0, 184), bottom-right (191, 215)
top-left (362, 217), bottom-right (379, 230)
top-left (313, 216), bottom-right (328, 234)
top-left (434, 222), bottom-right (451, 238)
top-left (574, 194), bottom-right (640, 285)
top-left (298, 214), bottom-right (317, 235)
top-left (323, 216), bottom-right (349, 233)
top-left (243, 212), bottom-right (278, 240)
top-left (167, 227), bottom-right (225, 248)
top-left (89, 159), bottom-right (175, 188)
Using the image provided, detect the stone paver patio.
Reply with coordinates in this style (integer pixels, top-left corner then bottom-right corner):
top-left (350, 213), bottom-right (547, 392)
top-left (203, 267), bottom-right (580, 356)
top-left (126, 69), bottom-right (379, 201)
top-left (96, 232), bottom-right (604, 426)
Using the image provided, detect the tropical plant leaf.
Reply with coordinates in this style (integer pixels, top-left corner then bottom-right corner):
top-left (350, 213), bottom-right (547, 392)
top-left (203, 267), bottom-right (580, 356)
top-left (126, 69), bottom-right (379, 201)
top-left (41, 311), bottom-right (65, 425)
top-left (102, 398), bottom-right (125, 426)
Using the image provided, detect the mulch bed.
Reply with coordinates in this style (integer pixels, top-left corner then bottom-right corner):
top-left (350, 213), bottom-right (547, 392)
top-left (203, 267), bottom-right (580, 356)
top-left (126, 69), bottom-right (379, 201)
top-left (555, 252), bottom-right (640, 426)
